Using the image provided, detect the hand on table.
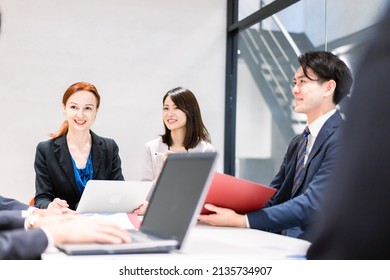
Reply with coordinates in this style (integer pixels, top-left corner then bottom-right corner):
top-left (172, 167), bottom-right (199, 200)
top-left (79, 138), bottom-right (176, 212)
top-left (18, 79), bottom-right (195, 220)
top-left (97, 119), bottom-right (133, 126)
top-left (198, 204), bottom-right (247, 228)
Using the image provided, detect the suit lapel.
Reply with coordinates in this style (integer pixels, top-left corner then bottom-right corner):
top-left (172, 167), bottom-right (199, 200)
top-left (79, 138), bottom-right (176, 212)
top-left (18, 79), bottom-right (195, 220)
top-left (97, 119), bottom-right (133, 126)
top-left (306, 111), bottom-right (343, 165)
top-left (54, 131), bottom-right (104, 187)
top-left (53, 135), bottom-right (78, 191)
top-left (291, 111), bottom-right (343, 197)
top-left (90, 131), bottom-right (104, 178)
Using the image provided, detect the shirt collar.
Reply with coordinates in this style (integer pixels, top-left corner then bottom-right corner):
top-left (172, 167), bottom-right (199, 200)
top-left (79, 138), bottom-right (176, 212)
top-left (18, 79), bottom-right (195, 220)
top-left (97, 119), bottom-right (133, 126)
top-left (307, 109), bottom-right (336, 137)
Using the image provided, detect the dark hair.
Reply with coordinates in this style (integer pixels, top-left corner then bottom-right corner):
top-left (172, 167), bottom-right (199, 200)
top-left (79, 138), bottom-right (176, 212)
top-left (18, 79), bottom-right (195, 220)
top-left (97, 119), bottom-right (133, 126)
top-left (298, 51), bottom-right (353, 104)
top-left (161, 87), bottom-right (211, 149)
top-left (50, 82), bottom-right (100, 138)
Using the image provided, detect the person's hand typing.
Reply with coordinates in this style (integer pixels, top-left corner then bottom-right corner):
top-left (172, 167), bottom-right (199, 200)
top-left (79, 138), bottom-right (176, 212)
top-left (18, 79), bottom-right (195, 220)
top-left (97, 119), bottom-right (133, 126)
top-left (37, 215), bottom-right (132, 245)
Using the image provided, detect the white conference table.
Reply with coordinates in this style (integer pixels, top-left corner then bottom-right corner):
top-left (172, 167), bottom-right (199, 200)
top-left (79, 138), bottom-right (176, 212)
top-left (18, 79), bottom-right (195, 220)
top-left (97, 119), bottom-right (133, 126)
top-left (42, 223), bottom-right (311, 260)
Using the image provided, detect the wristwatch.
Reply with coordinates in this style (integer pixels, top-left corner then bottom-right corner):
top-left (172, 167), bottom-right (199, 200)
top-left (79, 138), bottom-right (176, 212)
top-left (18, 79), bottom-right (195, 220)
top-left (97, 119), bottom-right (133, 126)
top-left (27, 213), bottom-right (40, 229)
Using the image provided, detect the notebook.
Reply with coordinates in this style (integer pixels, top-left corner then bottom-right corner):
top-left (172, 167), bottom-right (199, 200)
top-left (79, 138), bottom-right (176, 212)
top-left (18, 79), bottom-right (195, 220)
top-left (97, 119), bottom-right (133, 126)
top-left (201, 172), bottom-right (276, 214)
top-left (76, 180), bottom-right (152, 214)
top-left (57, 152), bottom-right (217, 255)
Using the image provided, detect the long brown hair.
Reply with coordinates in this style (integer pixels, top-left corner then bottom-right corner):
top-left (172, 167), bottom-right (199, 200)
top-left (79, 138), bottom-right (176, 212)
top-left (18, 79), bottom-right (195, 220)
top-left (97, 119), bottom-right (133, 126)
top-left (49, 82), bottom-right (101, 138)
top-left (161, 87), bottom-right (211, 149)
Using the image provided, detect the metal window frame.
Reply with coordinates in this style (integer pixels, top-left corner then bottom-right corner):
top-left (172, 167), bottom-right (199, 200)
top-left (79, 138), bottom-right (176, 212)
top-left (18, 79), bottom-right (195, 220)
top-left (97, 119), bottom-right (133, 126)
top-left (224, 0), bottom-right (300, 175)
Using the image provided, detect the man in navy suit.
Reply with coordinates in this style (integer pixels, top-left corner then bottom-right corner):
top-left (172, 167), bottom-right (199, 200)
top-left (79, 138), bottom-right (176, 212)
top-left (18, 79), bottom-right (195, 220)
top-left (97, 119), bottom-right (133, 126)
top-left (307, 5), bottom-right (390, 259)
top-left (199, 51), bottom-right (353, 240)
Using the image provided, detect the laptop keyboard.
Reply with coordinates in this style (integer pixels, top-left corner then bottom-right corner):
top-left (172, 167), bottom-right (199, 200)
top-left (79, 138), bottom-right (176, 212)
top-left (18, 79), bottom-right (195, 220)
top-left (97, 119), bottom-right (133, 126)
top-left (127, 230), bottom-right (159, 243)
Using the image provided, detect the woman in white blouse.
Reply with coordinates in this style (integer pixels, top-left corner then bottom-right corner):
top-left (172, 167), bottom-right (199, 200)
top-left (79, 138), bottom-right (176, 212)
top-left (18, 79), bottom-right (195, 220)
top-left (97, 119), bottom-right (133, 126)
top-left (135, 87), bottom-right (215, 215)
top-left (140, 86), bottom-right (215, 182)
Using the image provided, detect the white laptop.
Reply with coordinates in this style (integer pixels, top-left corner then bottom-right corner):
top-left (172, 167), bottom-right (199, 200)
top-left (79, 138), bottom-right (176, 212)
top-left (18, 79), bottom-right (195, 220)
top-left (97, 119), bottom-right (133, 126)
top-left (76, 180), bottom-right (152, 214)
top-left (57, 152), bottom-right (217, 255)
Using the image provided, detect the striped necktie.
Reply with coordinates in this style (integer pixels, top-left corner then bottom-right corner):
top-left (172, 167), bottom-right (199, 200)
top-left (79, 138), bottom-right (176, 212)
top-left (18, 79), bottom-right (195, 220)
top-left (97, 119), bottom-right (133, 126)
top-left (292, 126), bottom-right (310, 193)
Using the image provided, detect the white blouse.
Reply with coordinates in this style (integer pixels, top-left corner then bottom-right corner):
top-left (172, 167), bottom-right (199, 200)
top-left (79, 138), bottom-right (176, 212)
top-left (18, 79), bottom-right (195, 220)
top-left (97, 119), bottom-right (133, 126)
top-left (140, 136), bottom-right (216, 182)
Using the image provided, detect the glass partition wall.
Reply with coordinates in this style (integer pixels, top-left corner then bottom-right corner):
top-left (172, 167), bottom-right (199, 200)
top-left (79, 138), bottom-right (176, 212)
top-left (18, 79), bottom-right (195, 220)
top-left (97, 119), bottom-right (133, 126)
top-left (225, 0), bottom-right (387, 184)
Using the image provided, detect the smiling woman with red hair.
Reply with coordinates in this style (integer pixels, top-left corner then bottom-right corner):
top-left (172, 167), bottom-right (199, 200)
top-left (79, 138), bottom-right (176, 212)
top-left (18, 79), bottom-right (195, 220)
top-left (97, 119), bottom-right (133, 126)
top-left (33, 82), bottom-right (124, 212)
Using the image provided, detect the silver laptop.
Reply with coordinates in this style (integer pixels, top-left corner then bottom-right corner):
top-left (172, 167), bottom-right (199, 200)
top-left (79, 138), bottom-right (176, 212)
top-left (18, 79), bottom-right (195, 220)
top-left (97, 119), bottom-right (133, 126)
top-left (76, 180), bottom-right (152, 214)
top-left (57, 152), bottom-right (217, 255)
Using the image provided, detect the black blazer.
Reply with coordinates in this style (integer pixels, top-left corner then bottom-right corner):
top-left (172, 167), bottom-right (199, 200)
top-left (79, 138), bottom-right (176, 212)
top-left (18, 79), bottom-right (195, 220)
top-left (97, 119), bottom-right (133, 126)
top-left (34, 130), bottom-right (125, 210)
top-left (0, 211), bottom-right (48, 259)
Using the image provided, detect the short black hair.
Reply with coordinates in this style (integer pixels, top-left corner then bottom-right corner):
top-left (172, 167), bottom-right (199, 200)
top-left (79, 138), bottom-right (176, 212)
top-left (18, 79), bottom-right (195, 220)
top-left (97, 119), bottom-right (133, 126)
top-left (298, 51), bottom-right (353, 104)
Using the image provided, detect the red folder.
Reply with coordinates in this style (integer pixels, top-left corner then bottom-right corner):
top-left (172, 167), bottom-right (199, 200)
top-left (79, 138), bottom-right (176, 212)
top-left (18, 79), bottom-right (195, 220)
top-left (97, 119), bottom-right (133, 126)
top-left (201, 172), bottom-right (276, 214)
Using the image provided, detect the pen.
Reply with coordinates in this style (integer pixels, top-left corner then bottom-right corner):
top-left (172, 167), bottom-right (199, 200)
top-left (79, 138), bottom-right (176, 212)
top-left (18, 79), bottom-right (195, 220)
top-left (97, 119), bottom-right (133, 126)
top-left (155, 152), bottom-right (164, 156)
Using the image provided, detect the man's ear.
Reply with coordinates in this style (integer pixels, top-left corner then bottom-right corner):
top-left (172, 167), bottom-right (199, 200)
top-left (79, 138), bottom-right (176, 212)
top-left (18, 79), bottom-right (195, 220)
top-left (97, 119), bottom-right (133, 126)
top-left (324, 79), bottom-right (336, 97)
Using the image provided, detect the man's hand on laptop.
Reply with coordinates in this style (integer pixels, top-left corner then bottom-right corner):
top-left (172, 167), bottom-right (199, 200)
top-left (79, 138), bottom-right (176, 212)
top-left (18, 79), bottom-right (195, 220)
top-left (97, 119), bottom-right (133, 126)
top-left (30, 214), bottom-right (132, 245)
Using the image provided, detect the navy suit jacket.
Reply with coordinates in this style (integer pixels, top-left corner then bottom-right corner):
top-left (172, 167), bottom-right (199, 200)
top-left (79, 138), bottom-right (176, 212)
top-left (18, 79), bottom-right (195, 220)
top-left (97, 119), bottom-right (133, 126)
top-left (0, 195), bottom-right (29, 211)
top-left (0, 211), bottom-right (47, 259)
top-left (0, 197), bottom-right (46, 259)
top-left (247, 111), bottom-right (343, 240)
top-left (34, 130), bottom-right (125, 210)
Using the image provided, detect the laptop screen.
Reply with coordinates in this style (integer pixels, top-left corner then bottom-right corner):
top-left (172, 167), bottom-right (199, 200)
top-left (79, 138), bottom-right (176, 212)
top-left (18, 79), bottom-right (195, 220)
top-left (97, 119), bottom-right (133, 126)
top-left (141, 152), bottom-right (217, 248)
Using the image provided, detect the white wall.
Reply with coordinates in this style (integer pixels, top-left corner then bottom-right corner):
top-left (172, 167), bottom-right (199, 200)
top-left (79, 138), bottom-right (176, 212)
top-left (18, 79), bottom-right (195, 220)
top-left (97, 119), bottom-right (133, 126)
top-left (0, 0), bottom-right (226, 203)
